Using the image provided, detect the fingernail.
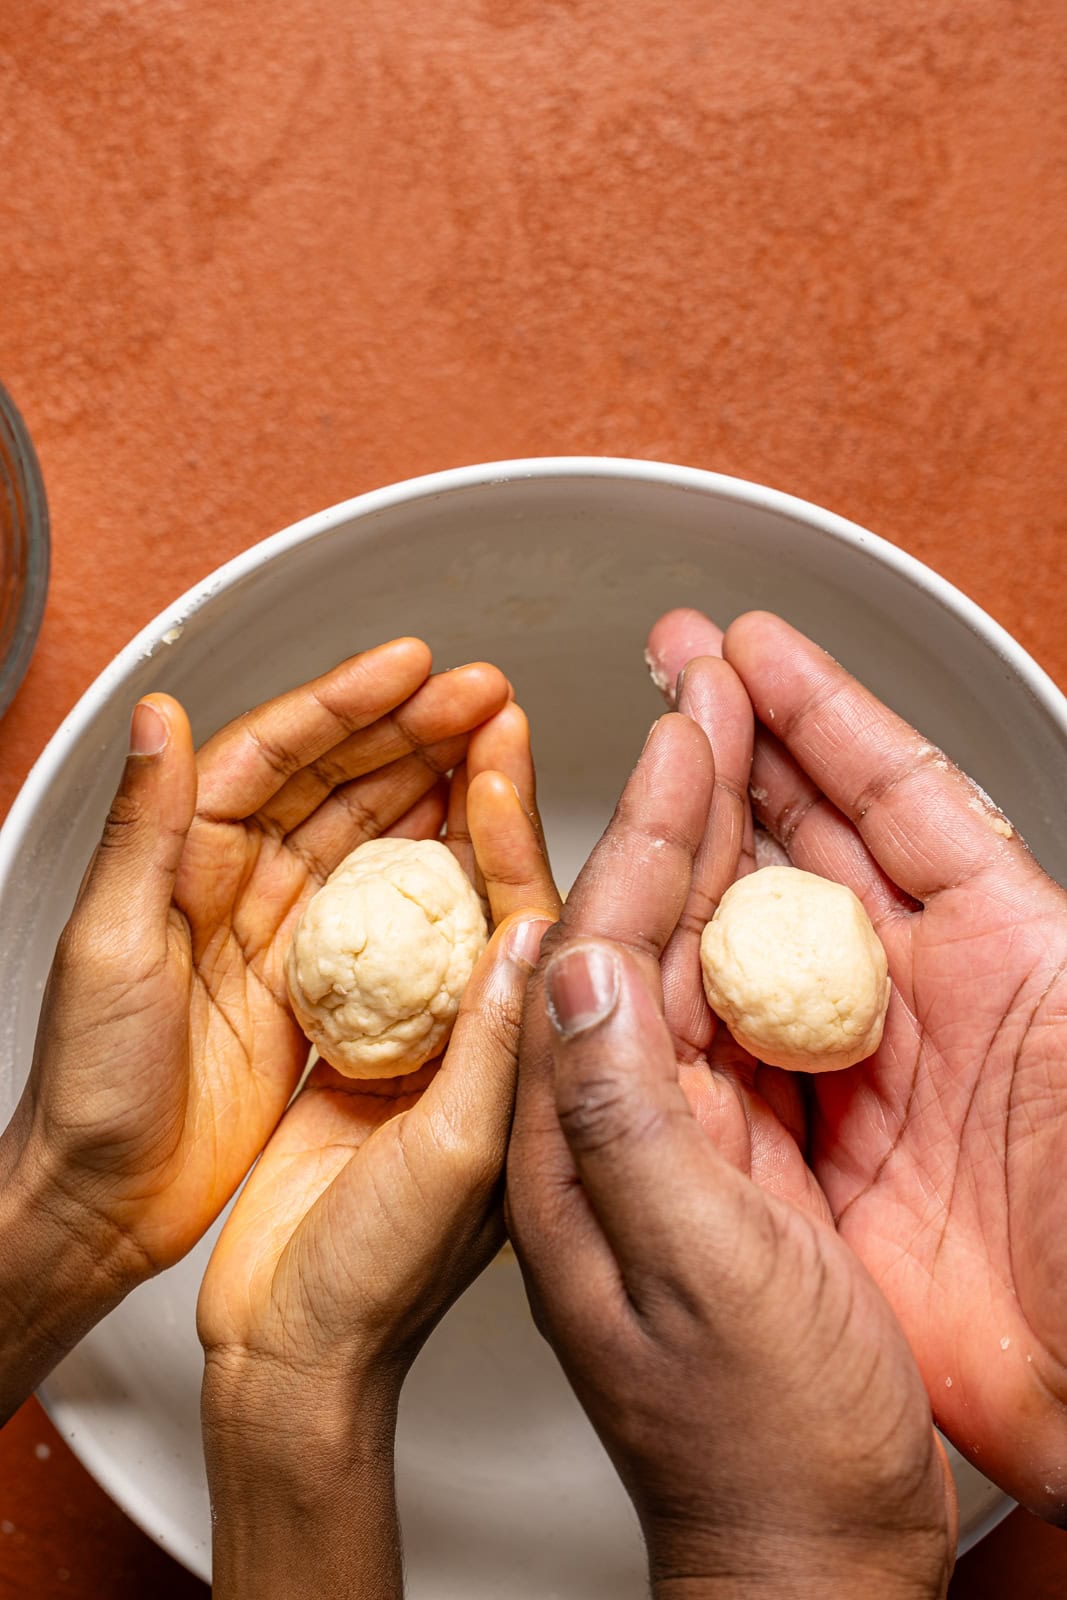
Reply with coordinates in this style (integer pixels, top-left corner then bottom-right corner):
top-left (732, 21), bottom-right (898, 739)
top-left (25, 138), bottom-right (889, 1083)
top-left (129, 700), bottom-right (168, 757)
top-left (506, 917), bottom-right (548, 968)
top-left (545, 944), bottom-right (619, 1037)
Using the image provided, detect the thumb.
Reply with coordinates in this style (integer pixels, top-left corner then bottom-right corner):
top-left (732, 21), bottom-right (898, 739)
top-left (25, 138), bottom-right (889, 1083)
top-left (545, 937), bottom-right (767, 1306)
top-left (416, 912), bottom-right (551, 1175)
top-left (77, 695), bottom-right (197, 947)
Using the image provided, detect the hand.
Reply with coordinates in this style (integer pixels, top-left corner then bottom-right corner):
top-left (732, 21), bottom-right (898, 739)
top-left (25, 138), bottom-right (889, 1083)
top-left (506, 715), bottom-right (956, 1600)
top-left (197, 701), bottom-right (560, 1600)
top-left (0, 639), bottom-right (510, 1415)
top-left (650, 607), bottom-right (1067, 1519)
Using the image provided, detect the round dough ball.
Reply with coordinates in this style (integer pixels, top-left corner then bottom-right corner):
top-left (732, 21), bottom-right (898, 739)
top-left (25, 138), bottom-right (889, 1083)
top-left (699, 866), bottom-right (890, 1073)
top-left (286, 837), bottom-right (488, 1078)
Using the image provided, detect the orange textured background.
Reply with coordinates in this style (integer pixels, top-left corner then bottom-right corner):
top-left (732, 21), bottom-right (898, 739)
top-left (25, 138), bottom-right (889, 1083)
top-left (1, 1), bottom-right (1065, 1594)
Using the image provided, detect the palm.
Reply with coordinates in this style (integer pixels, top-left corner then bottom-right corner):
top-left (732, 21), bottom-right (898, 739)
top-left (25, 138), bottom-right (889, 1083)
top-left (161, 820), bottom-right (334, 1248)
top-left (198, 1059), bottom-right (435, 1364)
top-left (810, 882), bottom-right (1067, 1439)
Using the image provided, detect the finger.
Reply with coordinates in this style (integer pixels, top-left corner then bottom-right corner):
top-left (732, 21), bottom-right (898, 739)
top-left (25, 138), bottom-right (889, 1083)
top-left (448, 701), bottom-right (553, 898)
top-left (382, 780), bottom-right (449, 841)
top-left (282, 736), bottom-right (468, 881)
top-left (443, 761), bottom-right (481, 894)
top-left (507, 718), bottom-right (713, 1325)
top-left (467, 771), bottom-right (562, 925)
top-left (414, 913), bottom-right (552, 1178)
top-left (75, 696), bottom-right (197, 966)
top-left (725, 612), bottom-right (1029, 901)
top-left (506, 968), bottom-right (627, 1336)
top-left (544, 938), bottom-right (759, 1305)
top-left (467, 702), bottom-right (547, 848)
top-left (750, 728), bottom-right (912, 928)
top-left (660, 658), bottom-right (755, 1058)
top-left (673, 1020), bottom-right (831, 1224)
top-left (559, 713), bottom-right (714, 981)
top-left (256, 663), bottom-right (510, 834)
top-left (751, 1061), bottom-right (808, 1153)
top-left (506, 713), bottom-right (712, 1266)
top-left (195, 637), bottom-right (432, 822)
top-left (645, 608), bottom-right (725, 706)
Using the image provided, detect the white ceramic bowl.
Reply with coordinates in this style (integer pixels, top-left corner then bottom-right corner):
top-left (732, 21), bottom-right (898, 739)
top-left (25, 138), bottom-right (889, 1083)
top-left (3, 457), bottom-right (1063, 1590)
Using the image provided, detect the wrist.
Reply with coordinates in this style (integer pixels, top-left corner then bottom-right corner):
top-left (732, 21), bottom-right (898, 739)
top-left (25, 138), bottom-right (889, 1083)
top-left (654, 1576), bottom-right (944, 1600)
top-left (202, 1343), bottom-right (400, 1468)
top-left (647, 1523), bottom-right (950, 1600)
top-left (0, 1122), bottom-right (145, 1418)
top-left (203, 1349), bottom-right (402, 1600)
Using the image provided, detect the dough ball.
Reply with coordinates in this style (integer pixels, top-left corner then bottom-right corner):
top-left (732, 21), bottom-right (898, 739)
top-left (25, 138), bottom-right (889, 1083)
top-left (286, 837), bottom-right (488, 1078)
top-left (699, 866), bottom-right (890, 1073)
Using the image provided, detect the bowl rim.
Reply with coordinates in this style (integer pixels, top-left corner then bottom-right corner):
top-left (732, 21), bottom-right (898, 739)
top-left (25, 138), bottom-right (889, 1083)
top-left (6, 452), bottom-right (1056, 1570)
top-left (4, 457), bottom-right (1064, 871)
top-left (0, 384), bottom-right (50, 720)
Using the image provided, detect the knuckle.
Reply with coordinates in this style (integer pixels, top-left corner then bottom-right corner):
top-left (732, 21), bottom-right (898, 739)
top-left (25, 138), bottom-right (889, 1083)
top-left (849, 741), bottom-right (947, 823)
top-left (98, 789), bottom-right (144, 849)
top-left (556, 1074), bottom-right (663, 1156)
top-left (420, 1097), bottom-right (503, 1194)
top-left (476, 988), bottom-right (522, 1056)
top-left (334, 782), bottom-right (385, 841)
top-left (246, 720), bottom-right (303, 783)
top-left (672, 903), bottom-right (712, 941)
top-left (774, 789), bottom-right (820, 846)
top-left (774, 674), bottom-right (844, 745)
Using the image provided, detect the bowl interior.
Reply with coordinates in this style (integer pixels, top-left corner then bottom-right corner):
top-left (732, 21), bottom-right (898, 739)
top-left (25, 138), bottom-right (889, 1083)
top-left (2, 462), bottom-right (1056, 1587)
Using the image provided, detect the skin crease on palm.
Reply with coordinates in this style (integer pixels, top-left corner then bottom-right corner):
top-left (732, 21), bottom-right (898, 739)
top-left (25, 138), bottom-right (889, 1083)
top-left (8, 640), bottom-right (528, 1283)
top-left (645, 607), bottom-right (1067, 1521)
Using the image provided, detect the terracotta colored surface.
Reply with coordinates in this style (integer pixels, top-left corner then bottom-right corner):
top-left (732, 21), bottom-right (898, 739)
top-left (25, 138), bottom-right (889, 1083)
top-left (1, 0), bottom-right (1065, 1594)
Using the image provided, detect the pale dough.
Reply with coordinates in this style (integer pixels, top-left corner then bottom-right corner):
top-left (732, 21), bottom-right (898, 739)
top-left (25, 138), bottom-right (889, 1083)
top-left (699, 865), bottom-right (890, 1073)
top-left (286, 837), bottom-right (488, 1078)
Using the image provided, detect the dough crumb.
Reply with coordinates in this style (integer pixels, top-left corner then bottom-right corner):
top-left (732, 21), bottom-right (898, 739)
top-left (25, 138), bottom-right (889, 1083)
top-left (643, 648), bottom-right (674, 698)
top-left (286, 838), bottom-right (487, 1078)
top-left (963, 776), bottom-right (1015, 838)
top-left (753, 828), bottom-right (791, 870)
top-left (700, 866), bottom-right (890, 1073)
